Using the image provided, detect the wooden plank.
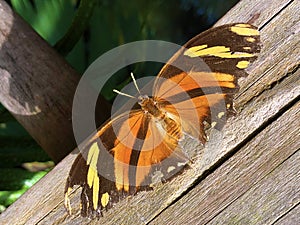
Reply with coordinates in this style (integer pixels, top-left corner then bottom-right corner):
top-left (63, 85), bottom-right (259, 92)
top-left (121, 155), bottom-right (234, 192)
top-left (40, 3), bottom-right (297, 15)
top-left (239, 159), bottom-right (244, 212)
top-left (215, 0), bottom-right (293, 26)
top-left (273, 203), bottom-right (300, 224)
top-left (234, 0), bottom-right (300, 108)
top-left (209, 150), bottom-right (300, 225)
top-left (0, 0), bottom-right (79, 162)
top-left (0, 0), bottom-right (298, 224)
top-left (150, 100), bottom-right (300, 225)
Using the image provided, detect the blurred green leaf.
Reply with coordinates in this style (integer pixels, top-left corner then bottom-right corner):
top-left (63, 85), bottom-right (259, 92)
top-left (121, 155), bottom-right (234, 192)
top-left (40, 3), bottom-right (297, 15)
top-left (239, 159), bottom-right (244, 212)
top-left (11, 0), bottom-right (76, 44)
top-left (0, 169), bottom-right (48, 207)
top-left (0, 138), bottom-right (50, 168)
top-left (0, 121), bottom-right (31, 138)
top-left (0, 190), bottom-right (26, 207)
top-left (54, 0), bottom-right (97, 56)
top-left (0, 168), bottom-right (48, 190)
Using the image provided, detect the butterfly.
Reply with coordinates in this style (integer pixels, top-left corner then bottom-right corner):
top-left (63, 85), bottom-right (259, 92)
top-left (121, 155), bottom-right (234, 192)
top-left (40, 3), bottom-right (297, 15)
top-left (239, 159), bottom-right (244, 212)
top-left (65, 23), bottom-right (261, 218)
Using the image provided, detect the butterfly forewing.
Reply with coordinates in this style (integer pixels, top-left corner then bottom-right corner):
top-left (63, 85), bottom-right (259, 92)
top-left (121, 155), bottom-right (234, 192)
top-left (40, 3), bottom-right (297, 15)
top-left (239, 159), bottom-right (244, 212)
top-left (155, 23), bottom-right (260, 132)
top-left (65, 23), bottom-right (261, 218)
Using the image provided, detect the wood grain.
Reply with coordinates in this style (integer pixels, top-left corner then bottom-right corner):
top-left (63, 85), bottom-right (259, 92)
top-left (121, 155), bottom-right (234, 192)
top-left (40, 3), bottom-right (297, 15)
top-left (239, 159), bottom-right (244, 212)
top-left (150, 100), bottom-right (300, 225)
top-left (0, 0), bottom-right (299, 224)
top-left (210, 149), bottom-right (300, 225)
top-left (273, 203), bottom-right (300, 224)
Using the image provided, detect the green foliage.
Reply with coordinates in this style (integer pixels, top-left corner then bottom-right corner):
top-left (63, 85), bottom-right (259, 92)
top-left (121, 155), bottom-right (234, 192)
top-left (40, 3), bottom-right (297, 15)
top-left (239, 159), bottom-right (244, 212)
top-left (10, 0), bottom-right (76, 45)
top-left (0, 168), bottom-right (48, 191)
top-left (54, 0), bottom-right (98, 56)
top-left (0, 169), bottom-right (48, 213)
top-left (0, 106), bottom-right (51, 211)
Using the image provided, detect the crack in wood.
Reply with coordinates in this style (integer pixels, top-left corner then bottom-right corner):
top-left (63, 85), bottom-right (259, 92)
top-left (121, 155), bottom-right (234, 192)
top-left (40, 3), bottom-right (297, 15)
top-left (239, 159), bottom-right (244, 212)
top-left (260, 0), bottom-right (295, 30)
top-left (267, 63), bottom-right (299, 90)
top-left (270, 199), bottom-right (300, 224)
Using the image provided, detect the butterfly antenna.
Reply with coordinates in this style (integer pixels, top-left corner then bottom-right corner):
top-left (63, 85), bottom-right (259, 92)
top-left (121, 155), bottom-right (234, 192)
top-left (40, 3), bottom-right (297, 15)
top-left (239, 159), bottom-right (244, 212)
top-left (113, 72), bottom-right (141, 99)
top-left (130, 72), bottom-right (141, 94)
top-left (113, 89), bottom-right (136, 99)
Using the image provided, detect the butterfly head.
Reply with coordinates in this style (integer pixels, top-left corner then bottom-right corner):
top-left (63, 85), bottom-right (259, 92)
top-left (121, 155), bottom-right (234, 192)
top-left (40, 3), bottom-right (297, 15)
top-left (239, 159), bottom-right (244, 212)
top-left (137, 94), bottom-right (149, 104)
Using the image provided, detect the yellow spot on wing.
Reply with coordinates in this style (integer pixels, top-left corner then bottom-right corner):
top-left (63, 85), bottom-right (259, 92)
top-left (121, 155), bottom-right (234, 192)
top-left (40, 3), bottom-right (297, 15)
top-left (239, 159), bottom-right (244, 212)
top-left (87, 142), bottom-right (99, 167)
top-left (246, 37), bottom-right (256, 43)
top-left (87, 167), bottom-right (96, 187)
top-left (218, 112), bottom-right (225, 119)
top-left (230, 24), bottom-right (259, 36)
top-left (185, 46), bottom-right (229, 57)
top-left (86, 142), bottom-right (100, 210)
top-left (184, 44), bottom-right (207, 57)
top-left (236, 60), bottom-right (250, 69)
top-left (184, 46), bottom-right (254, 58)
top-left (188, 44), bottom-right (208, 52)
top-left (101, 192), bottom-right (110, 207)
top-left (87, 143), bottom-right (100, 187)
top-left (93, 174), bottom-right (100, 210)
top-left (177, 162), bottom-right (186, 167)
top-left (64, 187), bottom-right (73, 214)
top-left (167, 166), bottom-right (176, 173)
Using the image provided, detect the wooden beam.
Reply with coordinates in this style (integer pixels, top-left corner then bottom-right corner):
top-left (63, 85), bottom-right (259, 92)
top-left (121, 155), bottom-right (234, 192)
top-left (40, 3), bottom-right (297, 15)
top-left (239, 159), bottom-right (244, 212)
top-left (151, 98), bottom-right (300, 225)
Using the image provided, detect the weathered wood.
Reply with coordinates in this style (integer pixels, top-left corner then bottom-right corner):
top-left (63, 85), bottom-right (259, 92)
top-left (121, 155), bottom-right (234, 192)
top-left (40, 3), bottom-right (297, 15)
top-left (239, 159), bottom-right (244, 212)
top-left (209, 149), bottom-right (300, 225)
top-left (0, 0), bottom-right (110, 162)
top-left (150, 100), bottom-right (300, 225)
top-left (273, 203), bottom-right (300, 224)
top-left (0, 0), bottom-right (299, 224)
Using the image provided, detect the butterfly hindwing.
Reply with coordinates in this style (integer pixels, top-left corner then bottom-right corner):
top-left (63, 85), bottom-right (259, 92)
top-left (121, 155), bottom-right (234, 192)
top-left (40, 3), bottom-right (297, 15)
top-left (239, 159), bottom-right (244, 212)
top-left (65, 110), bottom-right (188, 217)
top-left (65, 23), bottom-right (261, 218)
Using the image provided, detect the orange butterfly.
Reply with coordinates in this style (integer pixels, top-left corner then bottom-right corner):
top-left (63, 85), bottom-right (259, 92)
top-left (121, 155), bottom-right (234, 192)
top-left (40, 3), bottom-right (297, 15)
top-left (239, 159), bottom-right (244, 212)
top-left (65, 23), bottom-right (261, 218)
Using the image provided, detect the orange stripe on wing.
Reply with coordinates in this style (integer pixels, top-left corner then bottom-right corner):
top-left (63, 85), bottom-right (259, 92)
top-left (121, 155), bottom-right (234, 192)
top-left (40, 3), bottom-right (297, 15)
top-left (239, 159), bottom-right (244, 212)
top-left (111, 111), bottom-right (145, 191)
top-left (154, 71), bottom-right (236, 101)
top-left (161, 93), bottom-right (226, 143)
top-left (135, 118), bottom-right (182, 187)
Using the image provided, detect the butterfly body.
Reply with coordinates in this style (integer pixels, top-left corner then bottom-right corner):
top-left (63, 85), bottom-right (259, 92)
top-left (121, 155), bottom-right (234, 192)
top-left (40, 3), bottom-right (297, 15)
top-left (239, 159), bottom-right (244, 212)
top-left (65, 23), bottom-right (261, 218)
top-left (138, 95), bottom-right (160, 116)
top-left (139, 95), bottom-right (182, 139)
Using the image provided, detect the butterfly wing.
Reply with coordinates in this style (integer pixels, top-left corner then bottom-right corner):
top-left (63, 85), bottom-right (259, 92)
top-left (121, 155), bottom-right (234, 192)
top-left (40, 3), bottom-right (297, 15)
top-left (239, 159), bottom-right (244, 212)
top-left (65, 109), bottom-right (187, 218)
top-left (154, 23), bottom-right (261, 143)
top-left (65, 23), bottom-right (261, 218)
